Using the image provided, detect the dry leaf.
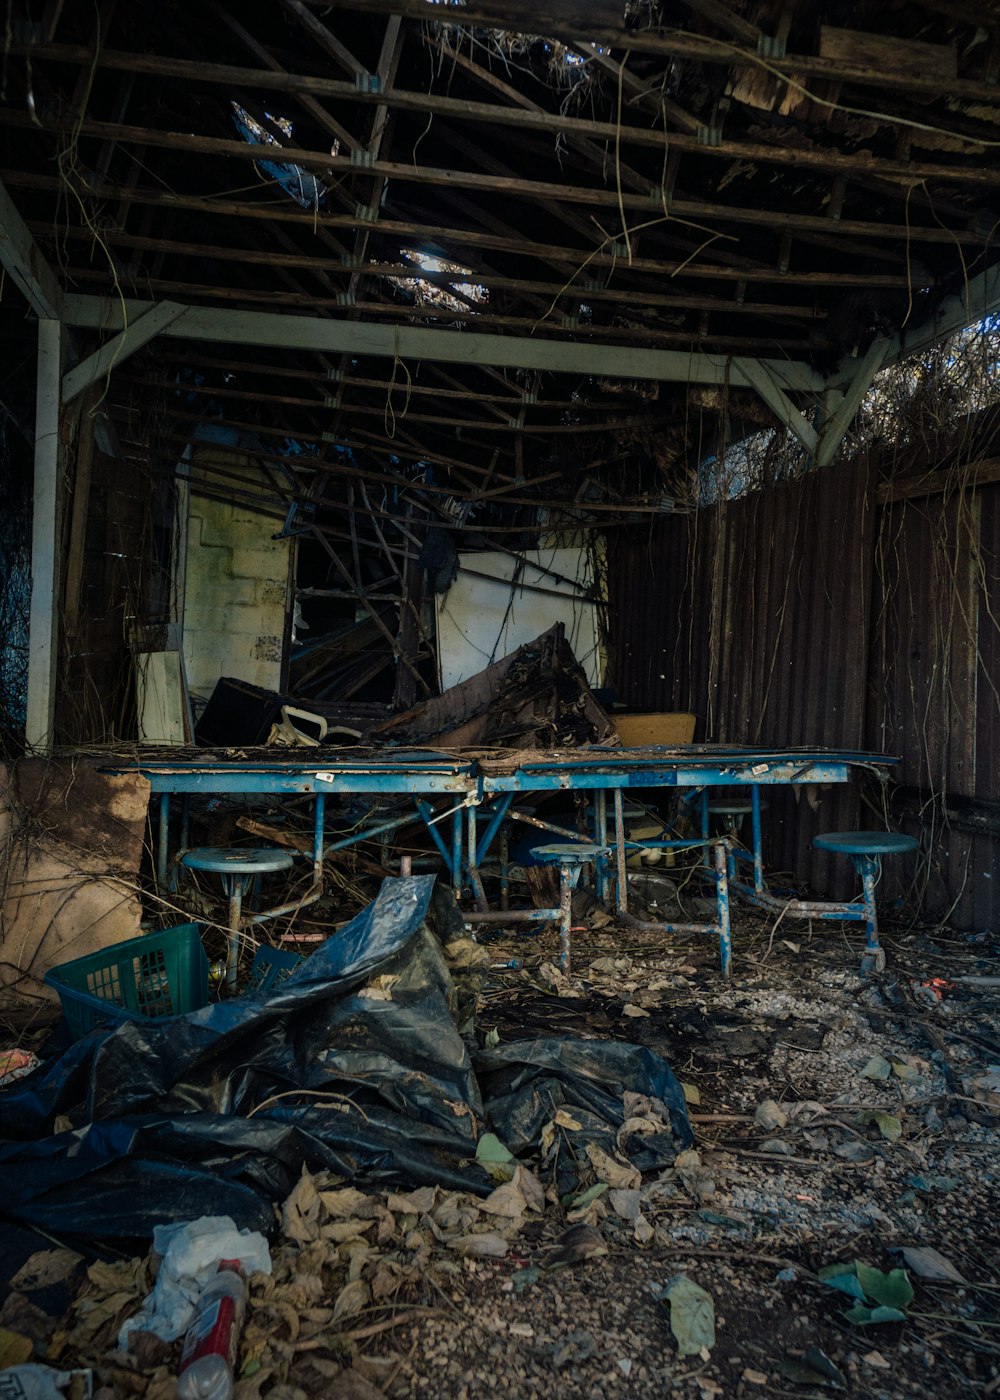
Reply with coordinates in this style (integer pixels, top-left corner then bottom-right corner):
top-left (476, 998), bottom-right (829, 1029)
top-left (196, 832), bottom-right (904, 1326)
top-left (370, 1261), bottom-right (402, 1301)
top-left (387, 1185), bottom-right (437, 1214)
top-left (585, 1142), bottom-right (641, 1190)
top-left (11, 1249), bottom-right (84, 1292)
top-left (85, 1258), bottom-right (146, 1294)
top-left (609, 1189), bottom-right (641, 1221)
top-left (319, 1187), bottom-right (374, 1218)
top-left (432, 1196), bottom-right (479, 1232)
top-left (617, 1115), bottom-right (663, 1153)
top-left (634, 1214), bottom-right (654, 1245)
top-left (333, 1278), bottom-right (371, 1322)
top-left (449, 1232), bottom-right (510, 1258)
top-left (512, 1166), bottom-right (545, 1213)
top-left (282, 1167), bottom-right (322, 1243)
top-left (322, 1219), bottom-right (375, 1243)
top-left (480, 1180), bottom-right (527, 1220)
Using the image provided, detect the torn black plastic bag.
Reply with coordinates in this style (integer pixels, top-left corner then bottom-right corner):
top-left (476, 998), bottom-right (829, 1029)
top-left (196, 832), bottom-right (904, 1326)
top-left (475, 1038), bottom-right (693, 1195)
top-left (0, 877), bottom-right (492, 1238)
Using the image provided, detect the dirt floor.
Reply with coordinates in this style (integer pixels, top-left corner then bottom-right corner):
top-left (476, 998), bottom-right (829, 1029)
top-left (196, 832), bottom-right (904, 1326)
top-left (3, 903), bottom-right (1000, 1400)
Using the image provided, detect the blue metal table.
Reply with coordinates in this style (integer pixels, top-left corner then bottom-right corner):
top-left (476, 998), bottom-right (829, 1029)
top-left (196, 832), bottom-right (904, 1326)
top-left (102, 744), bottom-right (899, 968)
top-left (101, 750), bottom-right (478, 900)
top-left (471, 745), bottom-right (898, 964)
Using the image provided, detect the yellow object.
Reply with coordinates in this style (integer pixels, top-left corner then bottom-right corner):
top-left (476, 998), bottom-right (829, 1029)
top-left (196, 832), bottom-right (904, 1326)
top-left (0, 1327), bottom-right (34, 1368)
top-left (614, 712), bottom-right (697, 746)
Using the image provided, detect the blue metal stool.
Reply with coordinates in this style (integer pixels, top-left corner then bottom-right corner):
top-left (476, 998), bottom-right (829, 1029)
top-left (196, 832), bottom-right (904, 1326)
top-left (811, 831), bottom-right (918, 974)
top-left (532, 843), bottom-right (611, 973)
top-left (181, 847), bottom-right (296, 991)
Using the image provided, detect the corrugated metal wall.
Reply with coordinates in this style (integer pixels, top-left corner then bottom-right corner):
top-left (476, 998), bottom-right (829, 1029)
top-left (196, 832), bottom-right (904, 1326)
top-left (608, 456), bottom-right (1000, 920)
top-left (870, 481), bottom-right (1000, 926)
top-left (608, 456), bottom-right (876, 899)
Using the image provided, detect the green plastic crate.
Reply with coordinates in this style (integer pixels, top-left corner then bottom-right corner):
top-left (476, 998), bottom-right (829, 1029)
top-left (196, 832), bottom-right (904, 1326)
top-left (44, 923), bottom-right (210, 1039)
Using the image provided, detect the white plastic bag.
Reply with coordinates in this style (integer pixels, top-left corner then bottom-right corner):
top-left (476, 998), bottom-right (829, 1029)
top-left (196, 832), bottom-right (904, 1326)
top-left (0, 1366), bottom-right (92, 1400)
top-left (117, 1214), bottom-right (271, 1349)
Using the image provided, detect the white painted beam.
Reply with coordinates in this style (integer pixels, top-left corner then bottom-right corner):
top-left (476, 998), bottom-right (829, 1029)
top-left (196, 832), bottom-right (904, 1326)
top-left (62, 300), bottom-right (187, 403)
top-left (60, 294), bottom-right (828, 391)
top-left (0, 177), bottom-right (63, 320)
top-left (26, 318), bottom-right (63, 753)
top-left (814, 337), bottom-right (890, 468)
top-left (732, 355), bottom-right (819, 454)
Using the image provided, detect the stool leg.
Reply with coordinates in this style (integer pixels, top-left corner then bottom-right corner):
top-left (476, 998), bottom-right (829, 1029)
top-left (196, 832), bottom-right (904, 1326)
top-left (224, 876), bottom-right (245, 993)
top-left (856, 854), bottom-right (885, 974)
top-left (559, 861), bottom-right (574, 972)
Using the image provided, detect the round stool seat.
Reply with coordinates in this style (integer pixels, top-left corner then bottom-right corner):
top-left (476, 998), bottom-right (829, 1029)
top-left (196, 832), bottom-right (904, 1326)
top-left (533, 842), bottom-right (610, 866)
top-left (813, 831), bottom-right (917, 857)
top-left (706, 799), bottom-right (767, 816)
top-left (181, 846), bottom-right (296, 877)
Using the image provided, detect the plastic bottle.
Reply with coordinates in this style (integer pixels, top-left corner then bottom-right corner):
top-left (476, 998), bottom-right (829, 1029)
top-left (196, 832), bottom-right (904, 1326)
top-left (177, 1260), bottom-right (247, 1400)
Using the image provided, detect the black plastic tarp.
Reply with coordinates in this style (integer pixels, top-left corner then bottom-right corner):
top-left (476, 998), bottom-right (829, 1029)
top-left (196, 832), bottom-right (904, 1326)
top-left (0, 877), bottom-right (691, 1240)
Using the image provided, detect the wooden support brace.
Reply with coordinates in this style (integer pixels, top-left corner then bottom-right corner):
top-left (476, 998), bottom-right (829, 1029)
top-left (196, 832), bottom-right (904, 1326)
top-left (732, 356), bottom-right (819, 454)
top-left (62, 300), bottom-right (187, 403)
top-left (0, 175), bottom-right (63, 319)
top-left (814, 337), bottom-right (890, 467)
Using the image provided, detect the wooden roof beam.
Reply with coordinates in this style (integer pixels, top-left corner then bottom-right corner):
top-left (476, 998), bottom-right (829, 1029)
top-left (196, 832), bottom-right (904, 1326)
top-left (207, 0), bottom-right (363, 156)
top-left (11, 48), bottom-right (1000, 186)
top-left (299, 0), bottom-right (1000, 104)
top-left (4, 170), bottom-right (953, 282)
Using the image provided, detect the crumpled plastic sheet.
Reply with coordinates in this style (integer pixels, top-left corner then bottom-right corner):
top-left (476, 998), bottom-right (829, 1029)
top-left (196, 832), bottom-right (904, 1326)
top-left (474, 1039), bottom-right (693, 1195)
top-left (0, 876), bottom-right (691, 1240)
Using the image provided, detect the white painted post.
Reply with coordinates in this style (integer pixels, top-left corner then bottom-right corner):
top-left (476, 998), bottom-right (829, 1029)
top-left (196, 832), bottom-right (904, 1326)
top-left (25, 318), bottom-right (63, 752)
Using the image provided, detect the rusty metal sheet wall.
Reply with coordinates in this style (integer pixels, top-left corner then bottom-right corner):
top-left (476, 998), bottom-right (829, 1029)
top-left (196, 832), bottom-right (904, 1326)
top-left (872, 482), bottom-right (1000, 927)
top-left (609, 462), bottom-right (1000, 926)
top-left (608, 457), bottom-right (876, 900)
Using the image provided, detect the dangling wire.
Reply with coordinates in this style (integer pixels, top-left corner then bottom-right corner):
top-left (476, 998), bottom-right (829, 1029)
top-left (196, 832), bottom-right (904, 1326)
top-left (383, 333), bottom-right (412, 439)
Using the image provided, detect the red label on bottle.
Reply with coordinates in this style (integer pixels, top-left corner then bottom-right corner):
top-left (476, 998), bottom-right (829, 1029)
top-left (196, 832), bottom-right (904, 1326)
top-left (179, 1295), bottom-right (238, 1372)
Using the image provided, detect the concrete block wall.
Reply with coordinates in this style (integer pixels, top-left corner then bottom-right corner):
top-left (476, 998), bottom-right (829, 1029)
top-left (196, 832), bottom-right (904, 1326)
top-left (182, 473), bottom-right (291, 704)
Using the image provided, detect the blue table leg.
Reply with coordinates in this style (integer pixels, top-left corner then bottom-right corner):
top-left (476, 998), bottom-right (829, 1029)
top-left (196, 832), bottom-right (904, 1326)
top-left (313, 793), bottom-right (325, 886)
top-left (594, 788), bottom-right (608, 899)
top-left (452, 806), bottom-right (463, 897)
top-left (713, 841), bottom-right (732, 978)
top-left (613, 787), bottom-right (628, 914)
top-left (157, 792), bottom-right (170, 891)
top-left (751, 785), bottom-right (764, 893)
top-left (467, 804), bottom-right (488, 910)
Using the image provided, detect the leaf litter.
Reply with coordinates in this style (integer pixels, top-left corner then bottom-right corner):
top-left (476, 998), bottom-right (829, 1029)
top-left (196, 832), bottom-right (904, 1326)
top-left (15, 907), bottom-right (1000, 1399)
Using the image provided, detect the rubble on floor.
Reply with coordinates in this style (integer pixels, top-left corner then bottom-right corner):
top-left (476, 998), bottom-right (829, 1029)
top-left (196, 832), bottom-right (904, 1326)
top-left (1, 899), bottom-right (998, 1398)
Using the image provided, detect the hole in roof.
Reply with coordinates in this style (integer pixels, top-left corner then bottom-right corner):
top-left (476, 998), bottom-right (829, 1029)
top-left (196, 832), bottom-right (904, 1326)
top-left (230, 101), bottom-right (331, 209)
top-left (382, 249), bottom-right (488, 315)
